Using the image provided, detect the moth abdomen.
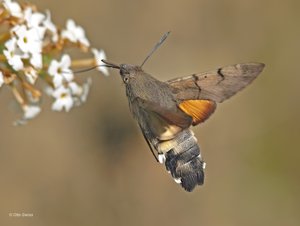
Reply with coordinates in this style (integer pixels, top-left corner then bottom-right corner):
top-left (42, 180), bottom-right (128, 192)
top-left (157, 129), bottom-right (205, 192)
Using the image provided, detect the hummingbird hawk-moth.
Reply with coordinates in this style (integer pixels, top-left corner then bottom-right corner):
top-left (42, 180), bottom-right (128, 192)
top-left (101, 32), bottom-right (265, 192)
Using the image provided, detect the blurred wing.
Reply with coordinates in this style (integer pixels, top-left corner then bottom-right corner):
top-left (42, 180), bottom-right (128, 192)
top-left (135, 97), bottom-right (192, 130)
top-left (133, 97), bottom-right (193, 161)
top-left (167, 62), bottom-right (265, 103)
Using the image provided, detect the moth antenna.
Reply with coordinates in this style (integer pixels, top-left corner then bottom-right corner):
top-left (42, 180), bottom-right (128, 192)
top-left (140, 31), bottom-right (171, 67)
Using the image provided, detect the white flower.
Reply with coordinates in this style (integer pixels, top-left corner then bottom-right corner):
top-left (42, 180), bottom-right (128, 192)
top-left (23, 7), bottom-right (46, 39)
top-left (61, 19), bottom-right (90, 47)
top-left (11, 25), bottom-right (43, 69)
top-left (0, 71), bottom-right (4, 87)
top-left (43, 10), bottom-right (58, 42)
top-left (24, 67), bottom-right (38, 84)
top-left (51, 86), bottom-right (74, 112)
top-left (22, 105), bottom-right (41, 119)
top-left (68, 81), bottom-right (83, 106)
top-left (13, 25), bottom-right (43, 55)
top-left (14, 104), bottom-right (41, 125)
top-left (6, 26), bottom-right (43, 70)
top-left (92, 48), bottom-right (109, 76)
top-left (3, 0), bottom-right (23, 18)
top-left (64, 79), bottom-right (92, 107)
top-left (30, 53), bottom-right (43, 69)
top-left (48, 54), bottom-right (74, 88)
top-left (3, 37), bottom-right (24, 71)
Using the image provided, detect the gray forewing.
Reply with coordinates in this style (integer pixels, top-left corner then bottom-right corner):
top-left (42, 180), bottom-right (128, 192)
top-left (167, 63), bottom-right (265, 103)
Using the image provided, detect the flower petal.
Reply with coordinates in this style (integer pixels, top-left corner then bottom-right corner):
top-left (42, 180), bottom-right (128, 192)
top-left (3, 0), bottom-right (23, 18)
top-left (43, 10), bottom-right (58, 42)
top-left (48, 59), bottom-right (59, 76)
top-left (4, 49), bottom-right (24, 71)
top-left (52, 94), bottom-right (73, 112)
top-left (51, 99), bottom-right (64, 111)
top-left (61, 54), bottom-right (71, 68)
top-left (61, 19), bottom-right (90, 46)
top-left (23, 105), bottom-right (41, 119)
top-left (30, 53), bottom-right (43, 69)
top-left (0, 71), bottom-right (4, 87)
top-left (52, 75), bottom-right (63, 88)
top-left (92, 48), bottom-right (109, 76)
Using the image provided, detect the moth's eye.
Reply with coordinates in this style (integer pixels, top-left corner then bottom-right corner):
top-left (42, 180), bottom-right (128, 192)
top-left (123, 75), bottom-right (129, 83)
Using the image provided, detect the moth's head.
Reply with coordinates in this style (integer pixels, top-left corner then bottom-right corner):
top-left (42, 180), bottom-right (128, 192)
top-left (120, 64), bottom-right (143, 83)
top-left (101, 60), bottom-right (142, 84)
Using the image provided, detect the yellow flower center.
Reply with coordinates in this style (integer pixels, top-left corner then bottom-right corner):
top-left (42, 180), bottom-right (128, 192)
top-left (60, 92), bottom-right (67, 98)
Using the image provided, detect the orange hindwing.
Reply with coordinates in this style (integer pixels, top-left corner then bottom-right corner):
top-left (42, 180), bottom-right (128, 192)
top-left (179, 100), bottom-right (216, 126)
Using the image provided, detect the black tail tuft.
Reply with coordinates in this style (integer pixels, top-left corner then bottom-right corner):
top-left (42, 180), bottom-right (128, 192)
top-left (164, 131), bottom-right (205, 192)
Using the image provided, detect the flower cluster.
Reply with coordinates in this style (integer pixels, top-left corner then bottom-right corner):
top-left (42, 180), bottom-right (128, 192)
top-left (0, 0), bottom-right (108, 124)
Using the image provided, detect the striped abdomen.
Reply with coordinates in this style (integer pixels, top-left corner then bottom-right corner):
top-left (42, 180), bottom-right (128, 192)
top-left (156, 129), bottom-right (206, 192)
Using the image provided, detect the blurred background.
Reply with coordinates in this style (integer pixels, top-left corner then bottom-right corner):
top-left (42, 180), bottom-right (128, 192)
top-left (1, 0), bottom-right (300, 225)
